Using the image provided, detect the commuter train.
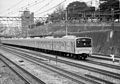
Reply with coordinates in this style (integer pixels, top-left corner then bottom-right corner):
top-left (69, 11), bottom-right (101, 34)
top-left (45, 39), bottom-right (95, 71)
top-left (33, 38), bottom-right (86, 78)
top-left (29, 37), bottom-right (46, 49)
top-left (1, 35), bottom-right (92, 60)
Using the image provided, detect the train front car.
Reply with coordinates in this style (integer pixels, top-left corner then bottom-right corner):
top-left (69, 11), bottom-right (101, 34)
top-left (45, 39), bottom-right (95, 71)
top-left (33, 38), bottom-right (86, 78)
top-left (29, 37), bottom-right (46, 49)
top-left (75, 37), bottom-right (92, 59)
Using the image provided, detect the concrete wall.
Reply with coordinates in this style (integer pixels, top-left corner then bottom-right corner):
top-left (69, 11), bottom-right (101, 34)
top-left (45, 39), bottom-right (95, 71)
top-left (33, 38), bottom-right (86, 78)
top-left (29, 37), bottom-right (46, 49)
top-left (70, 30), bottom-right (120, 56)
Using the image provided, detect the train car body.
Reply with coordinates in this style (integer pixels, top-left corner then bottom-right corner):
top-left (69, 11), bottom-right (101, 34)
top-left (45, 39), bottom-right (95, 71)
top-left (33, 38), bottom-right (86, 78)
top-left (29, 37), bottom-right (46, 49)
top-left (52, 37), bottom-right (75, 54)
top-left (1, 36), bottom-right (92, 59)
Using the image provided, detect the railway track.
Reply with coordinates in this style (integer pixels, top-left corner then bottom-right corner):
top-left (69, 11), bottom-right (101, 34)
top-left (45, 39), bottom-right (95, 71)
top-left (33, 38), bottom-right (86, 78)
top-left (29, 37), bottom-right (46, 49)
top-left (1, 46), bottom-right (102, 84)
top-left (1, 45), bottom-right (119, 84)
top-left (86, 59), bottom-right (120, 70)
top-left (0, 53), bottom-right (45, 84)
top-left (91, 54), bottom-right (120, 62)
top-left (93, 53), bottom-right (120, 58)
top-left (3, 45), bottom-right (120, 70)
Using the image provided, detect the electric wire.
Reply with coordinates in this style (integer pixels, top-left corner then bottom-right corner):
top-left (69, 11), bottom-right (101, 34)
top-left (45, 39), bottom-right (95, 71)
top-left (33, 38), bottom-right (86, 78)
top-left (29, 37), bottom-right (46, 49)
top-left (21, 0), bottom-right (45, 10)
top-left (34, 0), bottom-right (53, 13)
top-left (35, 0), bottom-right (66, 16)
top-left (4, 0), bottom-right (47, 16)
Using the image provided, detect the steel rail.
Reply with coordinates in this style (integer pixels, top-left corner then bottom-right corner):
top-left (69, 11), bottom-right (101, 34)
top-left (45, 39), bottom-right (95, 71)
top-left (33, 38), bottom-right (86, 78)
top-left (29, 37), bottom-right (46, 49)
top-left (0, 53), bottom-right (46, 84)
top-left (1, 45), bottom-right (116, 84)
top-left (1, 46), bottom-right (102, 84)
top-left (91, 55), bottom-right (119, 62)
top-left (5, 45), bottom-right (120, 80)
top-left (4, 45), bottom-right (120, 70)
top-left (86, 59), bottom-right (120, 70)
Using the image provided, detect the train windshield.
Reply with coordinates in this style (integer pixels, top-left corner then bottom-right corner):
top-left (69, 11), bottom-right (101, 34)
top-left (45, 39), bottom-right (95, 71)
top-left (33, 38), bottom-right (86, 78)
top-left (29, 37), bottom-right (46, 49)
top-left (76, 38), bottom-right (92, 47)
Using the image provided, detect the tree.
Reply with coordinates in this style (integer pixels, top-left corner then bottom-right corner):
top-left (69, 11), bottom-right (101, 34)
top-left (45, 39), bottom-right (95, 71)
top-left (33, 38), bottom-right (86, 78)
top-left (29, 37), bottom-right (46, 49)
top-left (49, 5), bottom-right (65, 22)
top-left (35, 20), bottom-right (44, 26)
top-left (66, 1), bottom-right (95, 20)
top-left (99, 0), bottom-right (119, 12)
top-left (48, 1), bottom-right (96, 21)
top-left (55, 4), bottom-right (65, 14)
top-left (99, 0), bottom-right (119, 19)
top-left (0, 22), bottom-right (7, 33)
top-left (67, 1), bottom-right (88, 12)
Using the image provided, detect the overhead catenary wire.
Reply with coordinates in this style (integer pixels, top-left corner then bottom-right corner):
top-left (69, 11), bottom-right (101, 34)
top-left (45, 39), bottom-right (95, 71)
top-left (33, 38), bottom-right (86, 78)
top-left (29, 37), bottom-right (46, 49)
top-left (2, 0), bottom-right (46, 16)
top-left (35, 0), bottom-right (67, 16)
top-left (34, 0), bottom-right (53, 13)
top-left (9, 0), bottom-right (63, 16)
top-left (1, 0), bottom-right (93, 17)
top-left (4, 0), bottom-right (39, 16)
top-left (21, 0), bottom-right (45, 10)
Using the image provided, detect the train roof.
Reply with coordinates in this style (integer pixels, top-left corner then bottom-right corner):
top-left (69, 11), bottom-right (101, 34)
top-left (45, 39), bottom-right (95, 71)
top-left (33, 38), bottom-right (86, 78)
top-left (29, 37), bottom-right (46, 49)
top-left (45, 36), bottom-right (54, 39)
top-left (62, 35), bottom-right (76, 39)
top-left (62, 35), bottom-right (91, 39)
top-left (1, 36), bottom-right (92, 41)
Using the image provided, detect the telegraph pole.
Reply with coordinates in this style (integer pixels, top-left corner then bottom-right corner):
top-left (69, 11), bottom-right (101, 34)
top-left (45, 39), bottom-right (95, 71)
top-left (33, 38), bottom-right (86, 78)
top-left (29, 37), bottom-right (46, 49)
top-left (99, 0), bottom-right (101, 22)
top-left (65, 9), bottom-right (68, 36)
top-left (118, 0), bottom-right (120, 22)
top-left (111, 8), bottom-right (114, 30)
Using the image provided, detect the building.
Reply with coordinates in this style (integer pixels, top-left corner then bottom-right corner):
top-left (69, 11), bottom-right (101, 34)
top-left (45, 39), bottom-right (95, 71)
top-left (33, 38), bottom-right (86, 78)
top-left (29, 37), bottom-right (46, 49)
top-left (21, 10), bottom-right (34, 37)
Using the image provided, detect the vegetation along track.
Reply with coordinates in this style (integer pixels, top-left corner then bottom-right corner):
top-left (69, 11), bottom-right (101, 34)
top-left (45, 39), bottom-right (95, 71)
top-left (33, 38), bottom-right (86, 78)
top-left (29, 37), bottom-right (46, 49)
top-left (0, 53), bottom-right (45, 84)
top-left (1, 45), bottom-right (118, 84)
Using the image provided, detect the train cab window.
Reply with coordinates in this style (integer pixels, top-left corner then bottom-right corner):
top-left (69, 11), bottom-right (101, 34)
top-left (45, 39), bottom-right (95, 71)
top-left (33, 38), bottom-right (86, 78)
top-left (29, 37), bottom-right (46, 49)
top-left (76, 38), bottom-right (92, 47)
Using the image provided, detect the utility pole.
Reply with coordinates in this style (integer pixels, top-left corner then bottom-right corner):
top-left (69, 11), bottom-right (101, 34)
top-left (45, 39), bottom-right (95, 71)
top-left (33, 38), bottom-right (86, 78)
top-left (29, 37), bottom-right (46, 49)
top-left (99, 0), bottom-right (101, 22)
top-left (118, 0), bottom-right (120, 22)
top-left (65, 9), bottom-right (68, 36)
top-left (111, 8), bottom-right (114, 30)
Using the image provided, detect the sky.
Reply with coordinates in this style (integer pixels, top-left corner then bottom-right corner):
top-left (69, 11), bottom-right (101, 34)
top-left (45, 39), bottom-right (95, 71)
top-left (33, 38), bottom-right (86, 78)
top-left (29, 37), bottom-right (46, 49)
top-left (0, 0), bottom-right (99, 17)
